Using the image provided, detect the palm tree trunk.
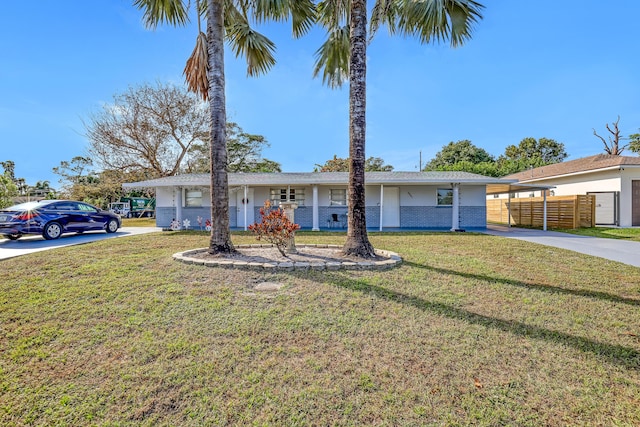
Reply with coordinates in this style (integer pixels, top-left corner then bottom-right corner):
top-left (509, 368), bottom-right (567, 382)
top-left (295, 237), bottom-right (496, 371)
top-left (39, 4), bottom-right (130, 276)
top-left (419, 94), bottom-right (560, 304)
top-left (207, 0), bottom-right (235, 254)
top-left (342, 0), bottom-right (375, 258)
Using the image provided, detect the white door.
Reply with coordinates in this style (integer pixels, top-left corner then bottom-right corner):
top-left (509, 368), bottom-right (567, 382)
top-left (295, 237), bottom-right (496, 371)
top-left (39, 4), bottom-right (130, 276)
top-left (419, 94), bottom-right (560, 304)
top-left (236, 188), bottom-right (255, 228)
top-left (382, 187), bottom-right (400, 227)
top-left (590, 192), bottom-right (615, 225)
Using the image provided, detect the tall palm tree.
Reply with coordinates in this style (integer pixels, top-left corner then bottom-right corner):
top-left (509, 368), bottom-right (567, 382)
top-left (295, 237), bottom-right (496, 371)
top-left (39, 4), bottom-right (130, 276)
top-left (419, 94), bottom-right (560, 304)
top-left (315, 0), bottom-right (484, 258)
top-left (134, 0), bottom-right (314, 254)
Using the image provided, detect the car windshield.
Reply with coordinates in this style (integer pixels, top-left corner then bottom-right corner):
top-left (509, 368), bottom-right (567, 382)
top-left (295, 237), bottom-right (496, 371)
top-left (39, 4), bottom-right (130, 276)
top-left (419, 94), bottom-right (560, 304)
top-left (3, 201), bottom-right (48, 211)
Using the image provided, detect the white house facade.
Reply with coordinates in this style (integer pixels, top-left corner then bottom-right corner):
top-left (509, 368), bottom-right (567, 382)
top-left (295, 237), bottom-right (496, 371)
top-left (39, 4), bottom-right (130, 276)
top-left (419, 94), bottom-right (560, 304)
top-left (502, 154), bottom-right (640, 227)
top-left (123, 171), bottom-right (515, 231)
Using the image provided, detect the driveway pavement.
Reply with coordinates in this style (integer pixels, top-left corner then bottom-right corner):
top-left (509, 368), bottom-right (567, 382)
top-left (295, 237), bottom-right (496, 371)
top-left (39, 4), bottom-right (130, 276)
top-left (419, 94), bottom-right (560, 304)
top-left (0, 227), bottom-right (162, 261)
top-left (483, 225), bottom-right (640, 268)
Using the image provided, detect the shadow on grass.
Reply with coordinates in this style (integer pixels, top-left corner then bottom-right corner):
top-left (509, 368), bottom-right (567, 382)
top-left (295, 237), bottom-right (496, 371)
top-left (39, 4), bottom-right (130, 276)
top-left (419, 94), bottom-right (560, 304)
top-left (404, 261), bottom-right (640, 307)
top-left (309, 271), bottom-right (640, 370)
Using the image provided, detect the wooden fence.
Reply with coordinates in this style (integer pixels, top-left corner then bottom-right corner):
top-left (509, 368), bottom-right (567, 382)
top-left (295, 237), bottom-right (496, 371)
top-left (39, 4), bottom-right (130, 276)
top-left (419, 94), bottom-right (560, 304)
top-left (486, 195), bottom-right (595, 229)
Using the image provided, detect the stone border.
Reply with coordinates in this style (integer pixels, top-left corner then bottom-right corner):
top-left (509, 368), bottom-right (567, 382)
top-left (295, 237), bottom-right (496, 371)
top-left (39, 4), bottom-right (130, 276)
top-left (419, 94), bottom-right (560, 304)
top-left (173, 244), bottom-right (402, 271)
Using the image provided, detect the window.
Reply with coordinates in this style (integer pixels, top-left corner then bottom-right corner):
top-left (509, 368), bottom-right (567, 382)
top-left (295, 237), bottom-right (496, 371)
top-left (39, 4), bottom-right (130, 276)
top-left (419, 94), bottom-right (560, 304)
top-left (270, 187), bottom-right (305, 206)
top-left (437, 188), bottom-right (453, 206)
top-left (330, 189), bottom-right (347, 206)
top-left (185, 189), bottom-right (203, 207)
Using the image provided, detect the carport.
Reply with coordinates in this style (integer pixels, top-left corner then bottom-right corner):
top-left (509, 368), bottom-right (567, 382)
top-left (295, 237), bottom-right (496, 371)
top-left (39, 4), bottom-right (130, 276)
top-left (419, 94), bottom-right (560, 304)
top-left (486, 183), bottom-right (556, 231)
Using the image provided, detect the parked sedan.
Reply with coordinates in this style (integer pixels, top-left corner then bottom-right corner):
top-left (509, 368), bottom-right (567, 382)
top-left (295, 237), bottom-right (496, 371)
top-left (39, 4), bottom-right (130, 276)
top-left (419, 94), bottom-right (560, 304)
top-left (0, 200), bottom-right (121, 240)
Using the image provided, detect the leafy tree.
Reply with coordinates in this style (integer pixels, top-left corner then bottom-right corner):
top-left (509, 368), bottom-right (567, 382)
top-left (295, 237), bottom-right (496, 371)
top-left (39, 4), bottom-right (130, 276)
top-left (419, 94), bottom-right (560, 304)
top-left (424, 140), bottom-right (494, 170)
top-left (314, 155), bottom-right (394, 172)
top-left (500, 137), bottom-right (567, 167)
top-left (85, 82), bottom-right (209, 178)
top-left (185, 122), bottom-right (281, 173)
top-left (0, 166), bottom-right (18, 208)
top-left (135, 0), bottom-right (314, 254)
top-left (593, 116), bottom-right (628, 155)
top-left (627, 131), bottom-right (640, 154)
top-left (314, 0), bottom-right (484, 257)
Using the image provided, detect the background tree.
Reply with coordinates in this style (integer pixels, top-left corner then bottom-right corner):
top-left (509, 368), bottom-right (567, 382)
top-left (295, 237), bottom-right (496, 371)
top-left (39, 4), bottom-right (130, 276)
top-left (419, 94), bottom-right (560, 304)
top-left (424, 140), bottom-right (494, 170)
top-left (627, 130), bottom-right (640, 154)
top-left (85, 82), bottom-right (209, 178)
top-left (314, 155), bottom-right (394, 172)
top-left (593, 116), bottom-right (628, 155)
top-left (53, 157), bottom-right (154, 207)
top-left (185, 122), bottom-right (281, 173)
top-left (0, 164), bottom-right (18, 208)
top-left (314, 0), bottom-right (484, 257)
top-left (497, 137), bottom-right (567, 171)
top-left (135, 0), bottom-right (315, 254)
top-left (0, 161), bottom-right (28, 196)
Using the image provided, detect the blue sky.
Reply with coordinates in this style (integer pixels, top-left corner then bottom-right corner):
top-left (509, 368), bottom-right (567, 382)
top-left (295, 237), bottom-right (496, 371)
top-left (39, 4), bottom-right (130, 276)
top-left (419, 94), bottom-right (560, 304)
top-left (2, 1), bottom-right (639, 188)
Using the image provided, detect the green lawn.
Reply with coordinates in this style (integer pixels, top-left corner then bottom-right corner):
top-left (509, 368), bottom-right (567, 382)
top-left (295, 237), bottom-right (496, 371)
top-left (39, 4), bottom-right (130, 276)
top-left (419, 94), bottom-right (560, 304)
top-left (1, 231), bottom-right (639, 426)
top-left (558, 227), bottom-right (640, 242)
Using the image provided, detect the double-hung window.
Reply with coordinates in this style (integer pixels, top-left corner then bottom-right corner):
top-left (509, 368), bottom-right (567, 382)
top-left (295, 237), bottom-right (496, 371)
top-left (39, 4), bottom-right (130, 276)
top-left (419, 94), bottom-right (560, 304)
top-left (185, 189), bottom-right (203, 207)
top-left (330, 189), bottom-right (347, 206)
top-left (437, 188), bottom-right (453, 206)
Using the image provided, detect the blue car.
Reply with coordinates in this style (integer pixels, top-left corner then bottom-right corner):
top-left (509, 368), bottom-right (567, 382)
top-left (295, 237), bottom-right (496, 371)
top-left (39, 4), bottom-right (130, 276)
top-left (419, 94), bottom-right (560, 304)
top-left (0, 200), bottom-right (121, 240)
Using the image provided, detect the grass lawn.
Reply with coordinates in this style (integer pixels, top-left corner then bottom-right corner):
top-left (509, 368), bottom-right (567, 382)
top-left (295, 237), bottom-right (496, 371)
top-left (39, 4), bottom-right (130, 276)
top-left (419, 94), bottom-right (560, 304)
top-left (120, 217), bottom-right (157, 228)
top-left (558, 227), bottom-right (640, 242)
top-left (1, 231), bottom-right (639, 426)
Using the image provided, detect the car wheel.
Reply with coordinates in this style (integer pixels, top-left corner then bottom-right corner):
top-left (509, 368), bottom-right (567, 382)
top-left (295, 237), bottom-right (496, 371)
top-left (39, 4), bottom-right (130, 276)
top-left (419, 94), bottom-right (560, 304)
top-left (43, 222), bottom-right (63, 240)
top-left (127, 212), bottom-right (132, 218)
top-left (106, 218), bottom-right (119, 233)
top-left (7, 234), bottom-right (21, 241)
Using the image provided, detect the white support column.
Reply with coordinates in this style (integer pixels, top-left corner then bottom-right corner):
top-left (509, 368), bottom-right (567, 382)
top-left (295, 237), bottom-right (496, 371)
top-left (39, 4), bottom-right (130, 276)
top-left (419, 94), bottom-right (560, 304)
top-left (379, 185), bottom-right (384, 231)
top-left (175, 187), bottom-right (183, 224)
top-left (450, 183), bottom-right (460, 231)
top-left (543, 190), bottom-right (548, 231)
top-left (312, 185), bottom-right (319, 231)
top-left (507, 192), bottom-right (512, 228)
top-left (243, 185), bottom-right (248, 231)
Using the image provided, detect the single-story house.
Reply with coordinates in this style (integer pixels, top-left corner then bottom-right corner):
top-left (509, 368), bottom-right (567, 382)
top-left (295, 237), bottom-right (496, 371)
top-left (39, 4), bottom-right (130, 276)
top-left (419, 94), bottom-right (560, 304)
top-left (123, 171), bottom-right (527, 231)
top-left (501, 154), bottom-right (640, 227)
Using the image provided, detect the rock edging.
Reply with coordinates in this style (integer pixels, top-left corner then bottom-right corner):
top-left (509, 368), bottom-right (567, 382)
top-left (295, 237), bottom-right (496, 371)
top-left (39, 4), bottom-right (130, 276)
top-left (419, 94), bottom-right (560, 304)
top-left (173, 244), bottom-right (402, 271)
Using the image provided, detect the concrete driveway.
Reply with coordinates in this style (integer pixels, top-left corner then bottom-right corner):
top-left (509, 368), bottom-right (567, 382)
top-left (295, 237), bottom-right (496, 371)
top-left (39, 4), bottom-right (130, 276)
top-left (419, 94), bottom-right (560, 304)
top-left (0, 227), bottom-right (162, 261)
top-left (483, 225), bottom-right (640, 268)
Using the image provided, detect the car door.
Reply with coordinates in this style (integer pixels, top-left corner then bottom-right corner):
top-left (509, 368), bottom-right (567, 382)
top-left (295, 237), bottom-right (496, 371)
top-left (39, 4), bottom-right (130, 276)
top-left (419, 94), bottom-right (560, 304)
top-left (77, 202), bottom-right (106, 231)
top-left (43, 201), bottom-right (79, 232)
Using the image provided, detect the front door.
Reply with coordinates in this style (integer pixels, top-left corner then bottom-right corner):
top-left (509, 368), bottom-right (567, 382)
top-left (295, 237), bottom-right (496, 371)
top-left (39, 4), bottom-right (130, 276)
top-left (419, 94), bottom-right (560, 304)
top-left (382, 187), bottom-right (400, 227)
top-left (633, 181), bottom-right (640, 226)
top-left (236, 188), bottom-right (255, 228)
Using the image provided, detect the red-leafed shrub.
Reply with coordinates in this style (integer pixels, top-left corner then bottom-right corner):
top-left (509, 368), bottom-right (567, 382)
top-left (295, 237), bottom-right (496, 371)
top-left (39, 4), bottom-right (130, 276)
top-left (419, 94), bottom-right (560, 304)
top-left (248, 200), bottom-right (300, 256)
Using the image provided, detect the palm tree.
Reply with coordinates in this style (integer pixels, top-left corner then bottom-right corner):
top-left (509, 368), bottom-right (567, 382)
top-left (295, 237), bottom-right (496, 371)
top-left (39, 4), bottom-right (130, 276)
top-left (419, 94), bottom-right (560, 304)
top-left (134, 0), bottom-right (314, 254)
top-left (315, 0), bottom-right (484, 257)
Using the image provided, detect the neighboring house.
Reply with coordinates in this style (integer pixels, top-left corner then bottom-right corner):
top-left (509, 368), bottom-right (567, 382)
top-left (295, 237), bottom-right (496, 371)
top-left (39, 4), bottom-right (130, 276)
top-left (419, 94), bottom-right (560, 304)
top-left (123, 171), bottom-right (518, 231)
top-left (502, 154), bottom-right (640, 227)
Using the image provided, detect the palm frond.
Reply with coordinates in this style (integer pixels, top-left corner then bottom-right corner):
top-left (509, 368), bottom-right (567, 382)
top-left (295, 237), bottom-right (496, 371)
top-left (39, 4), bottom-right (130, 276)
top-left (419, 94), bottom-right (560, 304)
top-left (184, 32), bottom-right (209, 100)
top-left (313, 25), bottom-right (350, 89)
top-left (133, 0), bottom-right (190, 29)
top-left (246, 0), bottom-right (316, 38)
top-left (316, 0), bottom-right (350, 29)
top-left (370, 0), bottom-right (398, 37)
top-left (226, 18), bottom-right (277, 76)
top-left (396, 0), bottom-right (484, 46)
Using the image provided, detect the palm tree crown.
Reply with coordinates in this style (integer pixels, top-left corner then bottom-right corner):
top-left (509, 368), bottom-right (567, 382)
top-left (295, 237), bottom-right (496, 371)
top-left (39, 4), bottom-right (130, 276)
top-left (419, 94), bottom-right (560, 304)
top-left (313, 0), bottom-right (484, 257)
top-left (134, 0), bottom-right (315, 253)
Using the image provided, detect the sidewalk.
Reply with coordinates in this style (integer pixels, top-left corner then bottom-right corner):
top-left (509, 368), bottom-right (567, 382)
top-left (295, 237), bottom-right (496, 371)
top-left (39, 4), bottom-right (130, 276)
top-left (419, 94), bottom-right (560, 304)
top-left (483, 225), bottom-right (640, 268)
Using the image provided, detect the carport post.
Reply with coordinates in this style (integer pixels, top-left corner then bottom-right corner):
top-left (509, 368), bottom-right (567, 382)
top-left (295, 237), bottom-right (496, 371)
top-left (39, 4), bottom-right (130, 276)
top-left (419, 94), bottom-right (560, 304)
top-left (507, 192), bottom-right (511, 228)
top-left (543, 191), bottom-right (547, 231)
